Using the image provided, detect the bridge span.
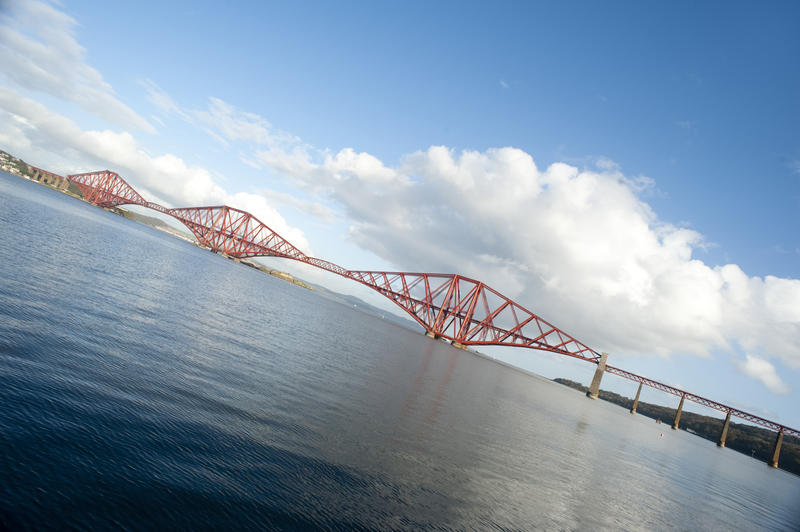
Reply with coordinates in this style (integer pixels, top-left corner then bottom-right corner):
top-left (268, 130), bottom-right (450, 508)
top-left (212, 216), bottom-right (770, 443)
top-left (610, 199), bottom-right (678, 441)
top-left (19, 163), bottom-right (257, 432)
top-left (64, 168), bottom-right (798, 467)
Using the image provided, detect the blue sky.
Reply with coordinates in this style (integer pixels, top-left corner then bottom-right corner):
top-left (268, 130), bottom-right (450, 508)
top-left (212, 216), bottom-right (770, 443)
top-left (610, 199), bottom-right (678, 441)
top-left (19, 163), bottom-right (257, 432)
top-left (1, 1), bottom-right (799, 427)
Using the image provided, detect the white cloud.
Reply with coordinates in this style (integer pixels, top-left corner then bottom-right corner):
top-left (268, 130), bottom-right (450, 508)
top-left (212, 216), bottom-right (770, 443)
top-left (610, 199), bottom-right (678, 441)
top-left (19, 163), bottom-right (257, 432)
top-left (249, 138), bottom-right (800, 379)
top-left (0, 0), bottom-right (155, 133)
top-left (141, 79), bottom-right (192, 123)
top-left (260, 189), bottom-right (339, 223)
top-left (192, 97), bottom-right (273, 146)
top-left (737, 355), bottom-right (790, 395)
top-left (144, 80), bottom-right (301, 151)
top-left (7, 66), bottom-right (799, 386)
top-left (595, 157), bottom-right (619, 171)
top-left (0, 0), bottom-right (796, 392)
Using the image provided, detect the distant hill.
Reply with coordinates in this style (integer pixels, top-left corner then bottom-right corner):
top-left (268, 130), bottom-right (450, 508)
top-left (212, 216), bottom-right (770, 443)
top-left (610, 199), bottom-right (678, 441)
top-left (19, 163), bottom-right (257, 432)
top-left (305, 281), bottom-right (420, 331)
top-left (1, 149), bottom-right (85, 199)
top-left (554, 378), bottom-right (800, 476)
top-left (0, 149), bottom-right (30, 177)
top-left (240, 259), bottom-right (421, 330)
top-left (108, 206), bottom-right (195, 242)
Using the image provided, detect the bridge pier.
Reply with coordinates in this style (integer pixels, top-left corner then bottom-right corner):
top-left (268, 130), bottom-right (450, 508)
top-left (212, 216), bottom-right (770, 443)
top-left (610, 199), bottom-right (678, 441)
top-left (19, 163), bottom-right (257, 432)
top-left (672, 393), bottom-right (686, 430)
top-left (717, 411), bottom-right (731, 447)
top-left (586, 352), bottom-right (608, 399)
top-left (425, 331), bottom-right (440, 339)
top-left (451, 341), bottom-right (467, 350)
top-left (630, 382), bottom-right (642, 414)
top-left (769, 429), bottom-right (784, 468)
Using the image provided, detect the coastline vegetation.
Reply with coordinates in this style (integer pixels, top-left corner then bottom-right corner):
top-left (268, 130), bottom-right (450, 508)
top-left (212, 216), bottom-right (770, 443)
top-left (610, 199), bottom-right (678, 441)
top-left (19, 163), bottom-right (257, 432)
top-left (554, 378), bottom-right (800, 476)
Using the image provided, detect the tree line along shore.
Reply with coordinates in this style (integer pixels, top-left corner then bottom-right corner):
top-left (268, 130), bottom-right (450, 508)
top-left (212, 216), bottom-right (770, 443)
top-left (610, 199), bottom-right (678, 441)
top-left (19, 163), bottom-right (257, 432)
top-left (554, 378), bottom-right (799, 476)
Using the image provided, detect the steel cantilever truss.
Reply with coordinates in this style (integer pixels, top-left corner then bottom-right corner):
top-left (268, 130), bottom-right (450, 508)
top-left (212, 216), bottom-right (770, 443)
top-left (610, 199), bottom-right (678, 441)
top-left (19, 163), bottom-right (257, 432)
top-left (169, 206), bottom-right (307, 260)
top-left (68, 170), bottom-right (147, 208)
top-left (346, 271), bottom-right (600, 362)
top-left (65, 169), bottom-right (799, 438)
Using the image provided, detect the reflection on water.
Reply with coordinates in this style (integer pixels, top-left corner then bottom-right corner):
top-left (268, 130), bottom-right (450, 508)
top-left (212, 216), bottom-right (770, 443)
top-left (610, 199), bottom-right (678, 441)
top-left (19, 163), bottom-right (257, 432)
top-left (1, 172), bottom-right (799, 530)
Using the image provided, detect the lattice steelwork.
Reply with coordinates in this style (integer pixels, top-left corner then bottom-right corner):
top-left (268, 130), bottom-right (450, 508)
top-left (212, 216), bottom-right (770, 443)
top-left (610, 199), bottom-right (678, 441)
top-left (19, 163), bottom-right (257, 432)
top-left (65, 168), bottom-right (800, 440)
top-left (169, 206), bottom-right (307, 260)
top-left (345, 271), bottom-right (601, 362)
top-left (67, 170), bottom-right (147, 208)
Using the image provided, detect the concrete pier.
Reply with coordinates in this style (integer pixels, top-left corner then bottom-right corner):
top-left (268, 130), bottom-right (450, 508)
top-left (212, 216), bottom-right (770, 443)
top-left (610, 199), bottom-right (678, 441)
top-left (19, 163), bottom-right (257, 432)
top-left (671, 393), bottom-right (686, 430)
top-left (717, 411), bottom-right (731, 447)
top-left (630, 382), bottom-right (642, 414)
top-left (769, 429), bottom-right (784, 468)
top-left (425, 331), bottom-right (440, 339)
top-left (586, 352), bottom-right (608, 399)
top-left (451, 341), bottom-right (467, 350)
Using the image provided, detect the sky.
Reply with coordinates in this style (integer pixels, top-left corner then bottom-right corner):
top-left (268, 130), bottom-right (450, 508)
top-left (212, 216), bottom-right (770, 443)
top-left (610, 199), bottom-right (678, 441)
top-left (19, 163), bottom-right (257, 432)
top-left (1, 0), bottom-right (799, 428)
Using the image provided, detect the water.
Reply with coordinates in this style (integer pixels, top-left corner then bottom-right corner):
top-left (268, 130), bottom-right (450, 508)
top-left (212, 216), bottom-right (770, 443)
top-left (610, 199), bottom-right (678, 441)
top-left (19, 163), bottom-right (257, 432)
top-left (1, 171), bottom-right (799, 531)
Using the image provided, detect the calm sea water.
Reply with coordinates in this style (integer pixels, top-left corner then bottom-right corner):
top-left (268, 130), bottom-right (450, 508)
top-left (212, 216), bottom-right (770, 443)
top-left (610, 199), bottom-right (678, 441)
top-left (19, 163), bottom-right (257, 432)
top-left (1, 171), bottom-right (799, 531)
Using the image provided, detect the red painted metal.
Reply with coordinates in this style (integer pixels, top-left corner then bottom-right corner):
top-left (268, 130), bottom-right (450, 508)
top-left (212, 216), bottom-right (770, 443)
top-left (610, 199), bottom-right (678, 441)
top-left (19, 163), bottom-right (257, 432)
top-left (65, 169), bottom-right (800, 439)
top-left (169, 206), bottom-right (307, 260)
top-left (345, 271), bottom-right (601, 362)
top-left (68, 170), bottom-right (146, 208)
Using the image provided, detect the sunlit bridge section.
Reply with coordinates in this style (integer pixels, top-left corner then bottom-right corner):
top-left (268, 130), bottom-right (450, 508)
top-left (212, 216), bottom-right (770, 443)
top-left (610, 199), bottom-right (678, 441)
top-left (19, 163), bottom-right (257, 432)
top-left (345, 271), bottom-right (601, 362)
top-left (168, 206), bottom-right (307, 260)
top-left (67, 170), bottom-right (147, 208)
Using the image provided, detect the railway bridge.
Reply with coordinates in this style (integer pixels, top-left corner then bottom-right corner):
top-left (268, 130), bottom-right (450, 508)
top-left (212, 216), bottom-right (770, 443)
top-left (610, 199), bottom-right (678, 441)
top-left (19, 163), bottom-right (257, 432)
top-left (65, 168), bottom-right (798, 468)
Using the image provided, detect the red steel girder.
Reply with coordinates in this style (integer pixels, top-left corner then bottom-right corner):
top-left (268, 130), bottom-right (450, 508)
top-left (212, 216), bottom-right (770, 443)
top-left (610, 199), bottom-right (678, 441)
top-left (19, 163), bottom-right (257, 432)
top-left (67, 170), bottom-right (147, 208)
top-left (167, 206), bottom-right (308, 260)
top-left (344, 271), bottom-right (602, 363)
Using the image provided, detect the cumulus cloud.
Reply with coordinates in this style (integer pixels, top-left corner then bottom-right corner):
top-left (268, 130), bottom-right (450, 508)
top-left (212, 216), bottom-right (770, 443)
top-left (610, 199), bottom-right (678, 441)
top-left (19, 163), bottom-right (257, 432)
top-left (737, 355), bottom-right (790, 394)
top-left (7, 56), bottom-right (800, 384)
top-left (0, 87), bottom-right (311, 254)
top-left (248, 138), bottom-right (800, 376)
top-left (0, 0), bottom-right (796, 391)
top-left (0, 0), bottom-right (155, 133)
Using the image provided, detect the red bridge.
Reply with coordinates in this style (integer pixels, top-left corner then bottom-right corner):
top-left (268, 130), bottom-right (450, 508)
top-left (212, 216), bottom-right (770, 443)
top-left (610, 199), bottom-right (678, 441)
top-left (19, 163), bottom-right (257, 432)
top-left (65, 169), bottom-right (798, 464)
